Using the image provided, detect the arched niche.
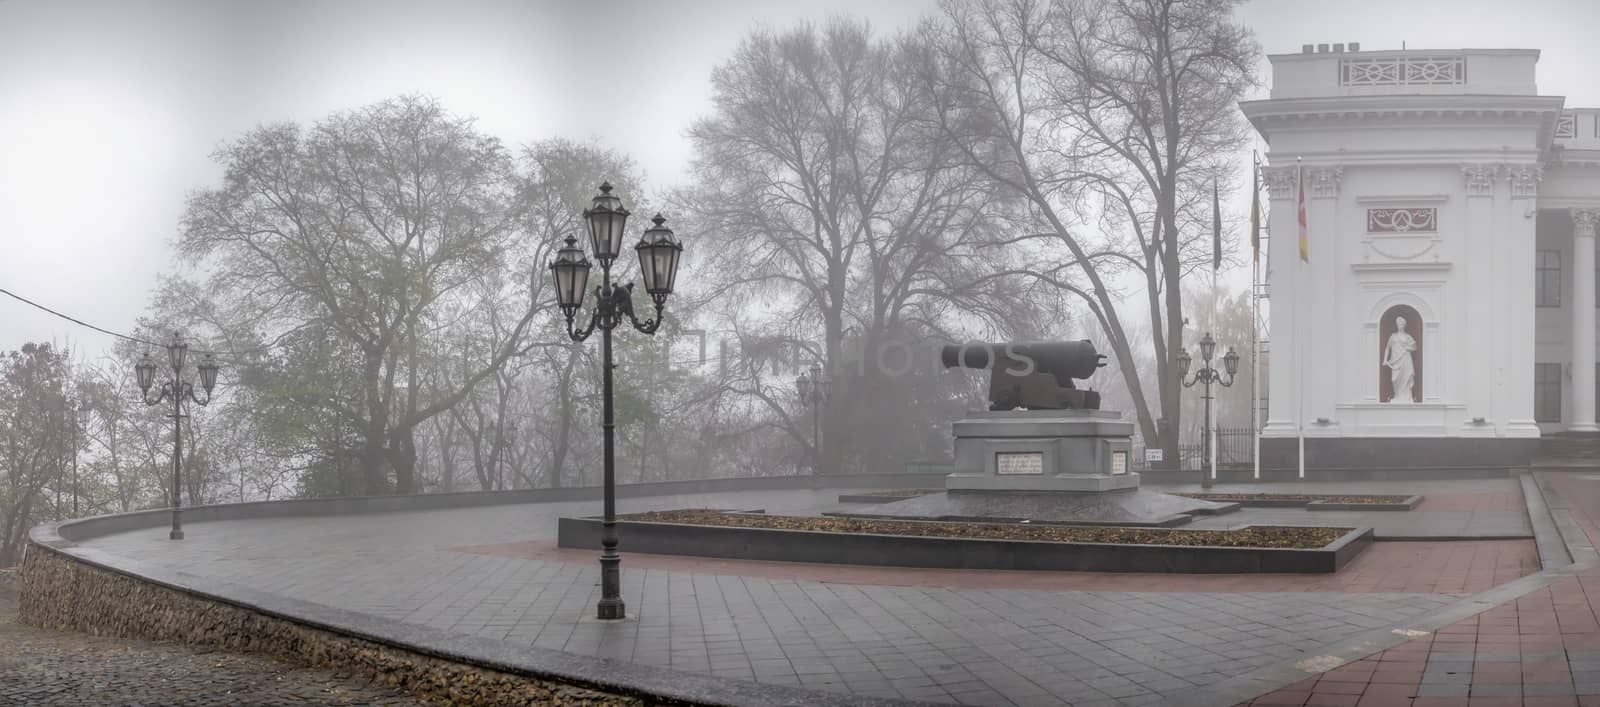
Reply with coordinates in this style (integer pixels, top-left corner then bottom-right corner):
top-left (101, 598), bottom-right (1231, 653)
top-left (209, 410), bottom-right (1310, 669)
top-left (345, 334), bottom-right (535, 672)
top-left (1378, 304), bottom-right (1423, 403)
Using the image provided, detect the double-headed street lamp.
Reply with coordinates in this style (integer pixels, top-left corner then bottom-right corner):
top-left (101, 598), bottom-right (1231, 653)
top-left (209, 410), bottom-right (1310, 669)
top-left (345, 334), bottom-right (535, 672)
top-left (795, 362), bottom-right (830, 474)
top-left (1178, 332), bottom-right (1239, 489)
top-left (136, 332), bottom-right (220, 540)
top-left (549, 182), bottom-right (684, 621)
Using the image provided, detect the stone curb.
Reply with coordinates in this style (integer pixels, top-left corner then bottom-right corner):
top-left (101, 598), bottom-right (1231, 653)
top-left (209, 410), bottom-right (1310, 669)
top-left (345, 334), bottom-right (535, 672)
top-left (1171, 469), bottom-right (1594, 707)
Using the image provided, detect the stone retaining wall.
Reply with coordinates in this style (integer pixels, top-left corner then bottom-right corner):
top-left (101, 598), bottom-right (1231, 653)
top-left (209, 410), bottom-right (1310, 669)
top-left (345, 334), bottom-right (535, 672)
top-left (55, 471), bottom-right (947, 543)
top-left (18, 546), bottom-right (650, 706)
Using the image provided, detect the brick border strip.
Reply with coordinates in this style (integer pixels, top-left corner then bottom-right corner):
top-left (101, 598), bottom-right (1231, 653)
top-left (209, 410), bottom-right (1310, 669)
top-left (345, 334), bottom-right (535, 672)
top-left (20, 525), bottom-right (932, 707)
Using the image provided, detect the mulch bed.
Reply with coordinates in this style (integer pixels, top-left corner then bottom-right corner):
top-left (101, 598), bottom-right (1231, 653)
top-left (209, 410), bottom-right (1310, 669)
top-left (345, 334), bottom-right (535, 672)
top-left (621, 509), bottom-right (1349, 549)
top-left (1178, 493), bottom-right (1414, 504)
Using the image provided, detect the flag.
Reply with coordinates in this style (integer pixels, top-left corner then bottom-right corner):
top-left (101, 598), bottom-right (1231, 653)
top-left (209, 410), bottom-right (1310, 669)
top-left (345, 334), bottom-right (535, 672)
top-left (1296, 164), bottom-right (1308, 262)
top-left (1250, 153), bottom-right (1261, 264)
top-left (1211, 179), bottom-right (1222, 271)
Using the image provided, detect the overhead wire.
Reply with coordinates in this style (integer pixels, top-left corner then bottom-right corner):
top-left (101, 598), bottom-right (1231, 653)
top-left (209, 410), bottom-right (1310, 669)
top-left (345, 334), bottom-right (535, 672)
top-left (0, 287), bottom-right (281, 360)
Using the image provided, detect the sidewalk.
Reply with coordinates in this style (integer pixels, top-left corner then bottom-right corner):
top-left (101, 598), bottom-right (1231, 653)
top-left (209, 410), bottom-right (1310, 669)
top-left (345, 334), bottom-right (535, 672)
top-left (1242, 472), bottom-right (1600, 707)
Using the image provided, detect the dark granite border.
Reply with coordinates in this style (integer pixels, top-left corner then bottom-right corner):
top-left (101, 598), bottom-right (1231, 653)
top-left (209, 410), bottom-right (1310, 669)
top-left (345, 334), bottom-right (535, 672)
top-left (558, 517), bottom-right (1372, 574)
top-left (1308, 495), bottom-right (1423, 511)
top-left (837, 493), bottom-right (931, 504)
top-left (21, 523), bottom-right (930, 707)
top-left (821, 510), bottom-right (1197, 528)
top-left (1173, 494), bottom-right (1420, 511)
top-left (1140, 466), bottom-right (1514, 484)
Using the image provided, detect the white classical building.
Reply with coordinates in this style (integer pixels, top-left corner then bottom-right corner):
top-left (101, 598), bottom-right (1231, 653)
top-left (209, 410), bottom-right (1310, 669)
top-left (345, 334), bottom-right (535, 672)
top-left (1242, 45), bottom-right (1600, 470)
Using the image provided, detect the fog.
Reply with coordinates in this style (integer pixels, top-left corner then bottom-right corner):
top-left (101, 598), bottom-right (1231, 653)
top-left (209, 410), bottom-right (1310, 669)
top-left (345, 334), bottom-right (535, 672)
top-left (0, 0), bottom-right (1596, 524)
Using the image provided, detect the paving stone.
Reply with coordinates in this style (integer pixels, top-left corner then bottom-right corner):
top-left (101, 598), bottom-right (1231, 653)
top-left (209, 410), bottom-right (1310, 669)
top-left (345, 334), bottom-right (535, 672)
top-left (69, 486), bottom-right (1471, 707)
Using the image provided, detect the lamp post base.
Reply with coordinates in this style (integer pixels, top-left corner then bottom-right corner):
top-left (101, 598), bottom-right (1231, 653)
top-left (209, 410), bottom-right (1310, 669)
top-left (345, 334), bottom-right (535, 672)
top-left (597, 598), bottom-right (626, 620)
top-left (597, 552), bottom-right (624, 620)
top-left (169, 529), bottom-right (184, 541)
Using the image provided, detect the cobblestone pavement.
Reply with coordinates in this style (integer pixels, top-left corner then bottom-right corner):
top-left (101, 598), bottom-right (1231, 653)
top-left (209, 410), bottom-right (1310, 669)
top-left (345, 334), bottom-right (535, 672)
top-left (1240, 472), bottom-right (1600, 707)
top-left (77, 487), bottom-right (1474, 706)
top-left (0, 569), bottom-right (433, 706)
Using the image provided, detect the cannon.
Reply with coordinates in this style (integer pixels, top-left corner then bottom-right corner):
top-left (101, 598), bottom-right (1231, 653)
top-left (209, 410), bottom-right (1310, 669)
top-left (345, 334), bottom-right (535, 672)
top-left (941, 340), bottom-right (1107, 411)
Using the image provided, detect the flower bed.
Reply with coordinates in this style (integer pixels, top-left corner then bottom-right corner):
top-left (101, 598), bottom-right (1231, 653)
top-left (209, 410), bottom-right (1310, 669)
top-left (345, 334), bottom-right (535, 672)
top-left (561, 509), bottom-right (1370, 573)
top-left (622, 509), bottom-right (1345, 549)
top-left (836, 488), bottom-right (941, 503)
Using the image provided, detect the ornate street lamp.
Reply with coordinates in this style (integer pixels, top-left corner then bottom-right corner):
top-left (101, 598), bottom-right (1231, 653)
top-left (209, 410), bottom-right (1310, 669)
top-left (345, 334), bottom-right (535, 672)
top-left (136, 332), bottom-right (219, 540)
top-left (550, 182), bottom-right (683, 621)
top-left (795, 362), bottom-right (830, 474)
top-left (1179, 333), bottom-right (1239, 489)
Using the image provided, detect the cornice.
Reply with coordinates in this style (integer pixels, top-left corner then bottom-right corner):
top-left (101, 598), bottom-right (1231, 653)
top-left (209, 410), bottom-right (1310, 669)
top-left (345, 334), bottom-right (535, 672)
top-left (1267, 48), bottom-right (1542, 62)
top-left (1241, 94), bottom-right (1565, 146)
top-left (1240, 94), bottom-right (1565, 117)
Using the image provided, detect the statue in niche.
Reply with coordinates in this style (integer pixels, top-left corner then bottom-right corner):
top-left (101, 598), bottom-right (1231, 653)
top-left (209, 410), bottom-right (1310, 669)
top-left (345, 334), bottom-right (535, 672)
top-left (1378, 304), bottom-right (1423, 403)
top-left (1383, 318), bottom-right (1417, 403)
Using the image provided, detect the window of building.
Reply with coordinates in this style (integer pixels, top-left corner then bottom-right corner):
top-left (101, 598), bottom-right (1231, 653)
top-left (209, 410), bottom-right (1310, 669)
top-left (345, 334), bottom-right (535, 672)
top-left (1535, 363), bottom-right (1562, 423)
top-left (1538, 250), bottom-right (1562, 307)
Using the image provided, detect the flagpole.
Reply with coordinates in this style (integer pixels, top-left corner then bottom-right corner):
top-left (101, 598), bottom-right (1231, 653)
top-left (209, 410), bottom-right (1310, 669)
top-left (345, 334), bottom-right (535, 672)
top-left (1296, 156), bottom-right (1306, 480)
top-left (1251, 151), bottom-right (1261, 481)
top-left (1210, 178), bottom-right (1220, 485)
top-left (1211, 247), bottom-right (1219, 484)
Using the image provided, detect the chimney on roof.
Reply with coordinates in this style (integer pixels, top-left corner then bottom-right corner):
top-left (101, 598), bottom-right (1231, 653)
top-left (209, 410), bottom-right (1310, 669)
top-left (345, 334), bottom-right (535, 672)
top-left (1317, 43), bottom-right (1330, 53)
top-left (1302, 44), bottom-right (1314, 54)
top-left (1348, 42), bottom-right (1360, 51)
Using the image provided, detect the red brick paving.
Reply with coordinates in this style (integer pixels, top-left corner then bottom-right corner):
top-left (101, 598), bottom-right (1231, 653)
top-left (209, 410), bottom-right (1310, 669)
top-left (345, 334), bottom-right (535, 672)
top-left (1415, 492), bottom-right (1527, 513)
top-left (1241, 472), bottom-right (1600, 707)
top-left (454, 536), bottom-right (1537, 594)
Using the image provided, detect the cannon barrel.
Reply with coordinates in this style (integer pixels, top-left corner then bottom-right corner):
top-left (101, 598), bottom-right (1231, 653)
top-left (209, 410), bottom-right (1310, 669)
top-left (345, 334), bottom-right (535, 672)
top-left (942, 341), bottom-right (1105, 381)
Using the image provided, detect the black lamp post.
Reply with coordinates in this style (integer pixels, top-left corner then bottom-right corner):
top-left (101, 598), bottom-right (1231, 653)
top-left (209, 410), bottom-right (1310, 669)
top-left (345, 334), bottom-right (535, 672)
top-left (549, 182), bottom-right (684, 621)
top-left (495, 419), bottom-right (518, 491)
top-left (795, 362), bottom-right (829, 474)
top-left (135, 332), bottom-right (219, 540)
top-left (1178, 332), bottom-right (1239, 489)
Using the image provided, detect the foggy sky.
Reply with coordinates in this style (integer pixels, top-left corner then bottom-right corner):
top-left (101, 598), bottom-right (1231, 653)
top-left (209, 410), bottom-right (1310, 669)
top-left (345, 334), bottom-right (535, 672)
top-left (2, 0), bottom-right (1596, 361)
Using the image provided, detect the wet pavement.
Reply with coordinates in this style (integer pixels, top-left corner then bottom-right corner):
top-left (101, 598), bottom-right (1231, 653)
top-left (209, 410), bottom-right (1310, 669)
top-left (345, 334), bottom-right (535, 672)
top-left (71, 485), bottom-right (1479, 706)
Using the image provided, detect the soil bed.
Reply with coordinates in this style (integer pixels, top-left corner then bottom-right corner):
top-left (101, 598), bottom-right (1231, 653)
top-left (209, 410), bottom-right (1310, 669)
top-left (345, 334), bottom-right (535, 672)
top-left (622, 509), bottom-right (1347, 549)
top-left (1178, 493), bottom-right (1414, 504)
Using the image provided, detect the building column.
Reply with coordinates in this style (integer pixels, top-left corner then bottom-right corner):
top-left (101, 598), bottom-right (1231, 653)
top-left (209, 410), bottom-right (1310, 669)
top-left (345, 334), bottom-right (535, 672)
top-left (1571, 208), bottom-right (1600, 432)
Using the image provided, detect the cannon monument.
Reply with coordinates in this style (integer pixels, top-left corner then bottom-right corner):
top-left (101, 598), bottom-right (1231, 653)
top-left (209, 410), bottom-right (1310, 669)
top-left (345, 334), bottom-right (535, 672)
top-left (940, 340), bottom-right (1136, 493)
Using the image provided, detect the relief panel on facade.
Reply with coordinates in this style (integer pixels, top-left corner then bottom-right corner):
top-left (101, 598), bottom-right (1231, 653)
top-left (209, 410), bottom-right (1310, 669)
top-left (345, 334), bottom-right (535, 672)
top-left (1367, 208), bottom-right (1437, 233)
top-left (1361, 205), bottom-right (1442, 263)
top-left (1379, 305), bottom-right (1423, 403)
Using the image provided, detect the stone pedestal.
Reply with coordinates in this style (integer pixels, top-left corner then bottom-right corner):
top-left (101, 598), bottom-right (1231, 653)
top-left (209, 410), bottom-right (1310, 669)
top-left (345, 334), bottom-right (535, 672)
top-left (945, 410), bottom-right (1138, 493)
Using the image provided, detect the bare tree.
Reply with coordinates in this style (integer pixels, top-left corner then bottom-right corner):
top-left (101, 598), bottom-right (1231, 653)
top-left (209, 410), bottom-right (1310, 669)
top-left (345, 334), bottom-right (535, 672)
top-left (683, 18), bottom-right (1036, 473)
top-left (918, 0), bottom-right (1258, 463)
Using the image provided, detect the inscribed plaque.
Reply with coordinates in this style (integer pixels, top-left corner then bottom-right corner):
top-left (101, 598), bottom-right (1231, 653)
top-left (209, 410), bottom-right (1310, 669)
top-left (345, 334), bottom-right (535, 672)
top-left (995, 452), bottom-right (1044, 475)
top-left (1111, 451), bottom-right (1128, 475)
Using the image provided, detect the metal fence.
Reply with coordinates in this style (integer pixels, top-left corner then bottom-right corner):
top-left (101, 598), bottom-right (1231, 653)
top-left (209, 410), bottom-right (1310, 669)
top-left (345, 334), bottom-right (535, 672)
top-left (1131, 426), bottom-right (1258, 471)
